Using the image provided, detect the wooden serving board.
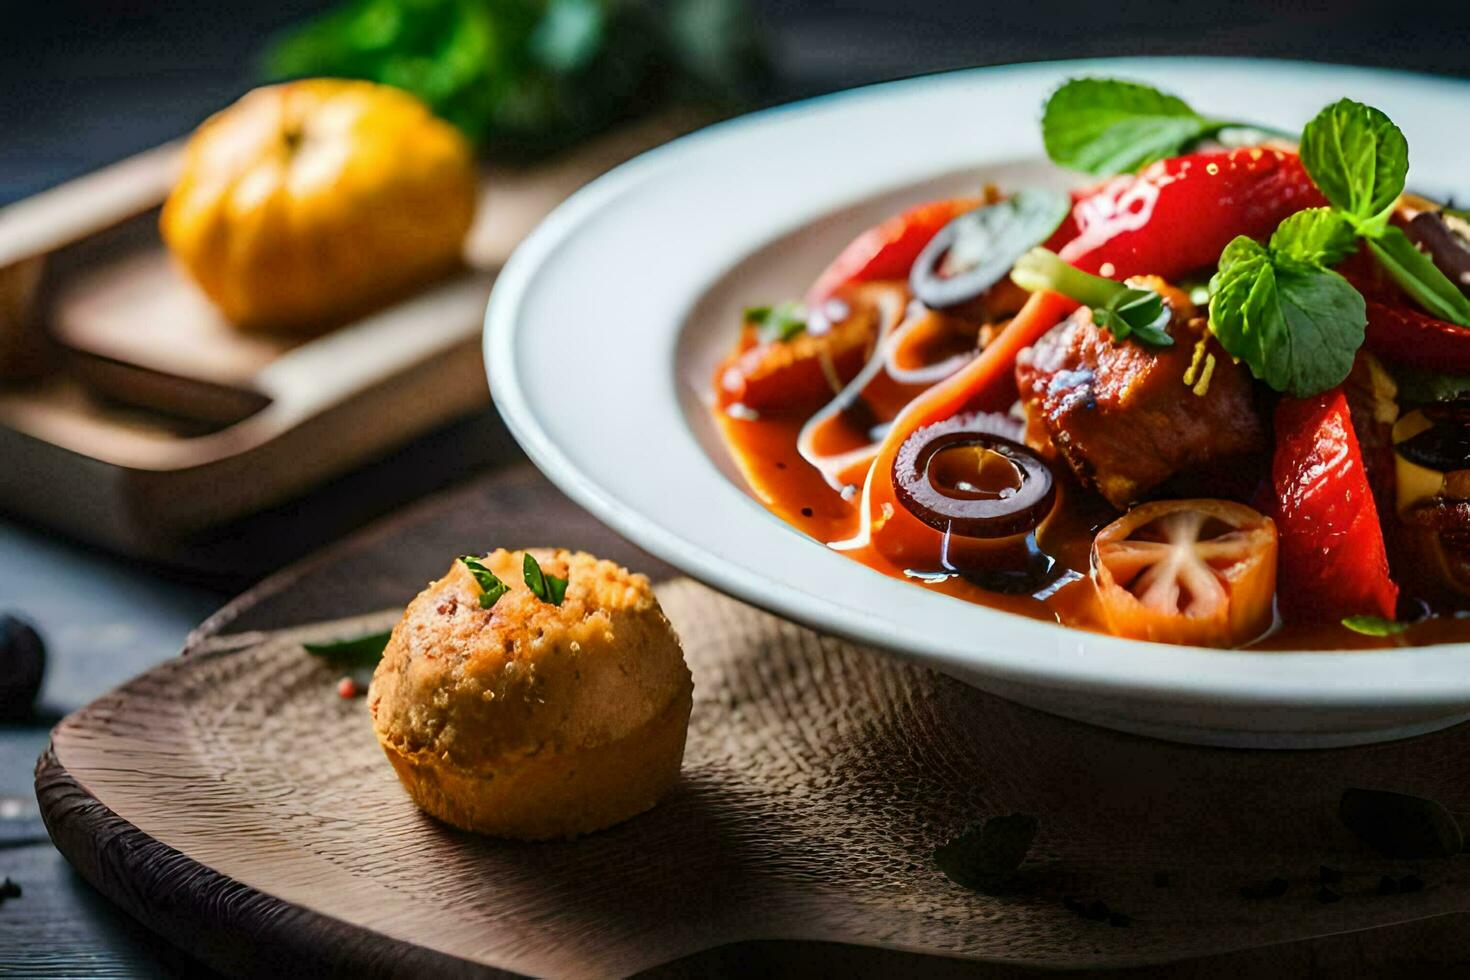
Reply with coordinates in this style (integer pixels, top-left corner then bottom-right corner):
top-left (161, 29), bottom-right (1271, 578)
top-left (0, 114), bottom-right (699, 564)
top-left (36, 463), bottom-right (1470, 977)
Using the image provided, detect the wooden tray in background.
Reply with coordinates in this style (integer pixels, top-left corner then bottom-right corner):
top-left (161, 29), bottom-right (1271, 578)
top-left (35, 464), bottom-right (1470, 977)
top-left (0, 114), bottom-right (701, 564)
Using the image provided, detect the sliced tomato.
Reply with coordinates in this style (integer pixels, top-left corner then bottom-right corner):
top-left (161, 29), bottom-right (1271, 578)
top-left (1272, 388), bottom-right (1399, 621)
top-left (1091, 499), bottom-right (1278, 647)
top-left (805, 196), bottom-right (986, 307)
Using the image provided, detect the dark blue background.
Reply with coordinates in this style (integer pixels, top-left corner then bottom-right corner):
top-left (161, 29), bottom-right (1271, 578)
top-left (6, 0), bottom-right (1469, 204)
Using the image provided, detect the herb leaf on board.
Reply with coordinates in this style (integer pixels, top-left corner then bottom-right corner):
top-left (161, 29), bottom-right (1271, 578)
top-left (1342, 614), bottom-right (1412, 637)
top-left (303, 629), bottom-right (393, 669)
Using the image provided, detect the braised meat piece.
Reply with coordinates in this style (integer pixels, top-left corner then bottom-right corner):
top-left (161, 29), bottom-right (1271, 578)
top-left (1015, 307), bottom-right (1265, 508)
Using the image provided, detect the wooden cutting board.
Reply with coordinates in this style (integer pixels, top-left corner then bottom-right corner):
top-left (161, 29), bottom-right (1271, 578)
top-left (36, 463), bottom-right (1470, 977)
top-left (0, 113), bottom-right (701, 565)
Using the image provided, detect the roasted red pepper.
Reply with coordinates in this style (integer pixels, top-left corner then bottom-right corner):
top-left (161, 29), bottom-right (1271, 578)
top-left (805, 196), bottom-right (985, 306)
top-left (1272, 387), bottom-right (1398, 621)
top-left (1337, 250), bottom-right (1470, 372)
top-left (1059, 148), bottom-right (1326, 281)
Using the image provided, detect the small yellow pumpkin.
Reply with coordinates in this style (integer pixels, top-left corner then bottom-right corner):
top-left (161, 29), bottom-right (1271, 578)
top-left (161, 79), bottom-right (477, 333)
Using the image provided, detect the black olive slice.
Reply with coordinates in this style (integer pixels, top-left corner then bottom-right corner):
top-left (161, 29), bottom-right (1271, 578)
top-left (893, 412), bottom-right (1057, 538)
top-left (910, 188), bottom-right (1071, 310)
top-left (1406, 211), bottom-right (1470, 298)
top-left (1398, 405), bottom-right (1470, 472)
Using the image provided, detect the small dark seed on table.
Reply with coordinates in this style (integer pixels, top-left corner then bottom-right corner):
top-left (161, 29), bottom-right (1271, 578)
top-left (1318, 886), bottom-right (1342, 904)
top-left (1063, 896), bottom-right (1086, 913)
top-left (1152, 872), bottom-right (1171, 888)
top-left (0, 878), bottom-right (18, 898)
top-left (1108, 912), bottom-right (1131, 927)
top-left (1086, 900), bottom-right (1109, 920)
top-left (1319, 865), bottom-right (1343, 885)
top-left (1399, 874), bottom-right (1424, 893)
top-left (1377, 875), bottom-right (1400, 895)
top-left (1266, 877), bottom-right (1289, 897)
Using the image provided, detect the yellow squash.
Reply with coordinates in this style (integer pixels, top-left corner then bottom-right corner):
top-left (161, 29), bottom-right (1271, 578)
top-left (161, 79), bottom-right (477, 333)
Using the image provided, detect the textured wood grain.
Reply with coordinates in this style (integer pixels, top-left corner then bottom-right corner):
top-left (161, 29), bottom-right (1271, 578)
top-left (36, 465), bottom-right (1470, 976)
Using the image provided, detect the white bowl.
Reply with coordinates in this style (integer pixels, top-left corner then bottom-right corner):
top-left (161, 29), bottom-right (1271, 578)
top-left (487, 57), bottom-right (1470, 748)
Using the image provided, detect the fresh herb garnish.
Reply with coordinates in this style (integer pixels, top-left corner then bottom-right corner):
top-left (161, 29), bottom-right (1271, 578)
top-left (1041, 77), bottom-right (1269, 175)
top-left (1207, 235), bottom-right (1365, 397)
top-left (744, 301), bottom-right (807, 342)
top-left (1298, 99), bottom-right (1408, 235)
top-left (1342, 614), bottom-right (1411, 636)
top-left (1367, 226), bottom-right (1470, 326)
top-left (1011, 247), bottom-right (1173, 347)
top-left (303, 629), bottom-right (393, 669)
top-left (1270, 208), bottom-right (1359, 266)
top-left (1338, 787), bottom-right (1464, 858)
top-left (459, 555), bottom-right (510, 609)
top-left (934, 813), bottom-right (1038, 893)
top-left (1295, 99), bottom-right (1470, 328)
top-left (523, 553), bottom-right (569, 605)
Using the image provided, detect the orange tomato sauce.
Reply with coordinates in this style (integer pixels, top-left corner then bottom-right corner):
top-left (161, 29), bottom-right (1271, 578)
top-left (710, 287), bottom-right (1460, 652)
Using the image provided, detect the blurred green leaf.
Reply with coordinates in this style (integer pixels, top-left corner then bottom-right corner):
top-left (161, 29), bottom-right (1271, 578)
top-left (261, 0), bottom-right (772, 157)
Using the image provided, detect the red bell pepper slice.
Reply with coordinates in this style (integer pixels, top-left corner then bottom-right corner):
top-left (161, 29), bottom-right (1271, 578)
top-left (1059, 148), bottom-right (1326, 281)
top-left (805, 196), bottom-right (985, 306)
top-left (1272, 387), bottom-right (1398, 621)
top-left (1337, 250), bottom-right (1470, 373)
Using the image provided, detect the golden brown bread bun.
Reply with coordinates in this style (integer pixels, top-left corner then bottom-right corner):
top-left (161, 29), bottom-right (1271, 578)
top-left (369, 548), bottom-right (692, 839)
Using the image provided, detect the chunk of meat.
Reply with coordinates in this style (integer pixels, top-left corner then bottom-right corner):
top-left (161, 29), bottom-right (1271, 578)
top-left (716, 283), bottom-right (899, 414)
top-left (1015, 305), bottom-right (1265, 508)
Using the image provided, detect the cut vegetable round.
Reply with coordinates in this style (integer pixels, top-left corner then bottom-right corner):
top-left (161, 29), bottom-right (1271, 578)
top-left (1091, 499), bottom-right (1278, 647)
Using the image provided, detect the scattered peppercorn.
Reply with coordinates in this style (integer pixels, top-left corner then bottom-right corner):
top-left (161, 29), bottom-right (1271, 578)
top-left (0, 878), bottom-right (19, 899)
top-left (1063, 896), bottom-right (1086, 913)
top-left (1319, 865), bottom-right (1343, 885)
top-left (0, 614), bottom-right (46, 721)
top-left (1152, 872), bottom-right (1171, 888)
top-left (1108, 912), bottom-right (1131, 927)
top-left (1377, 875), bottom-right (1400, 895)
top-left (1318, 885), bottom-right (1342, 904)
top-left (1086, 900), bottom-right (1109, 921)
top-left (1399, 874), bottom-right (1424, 893)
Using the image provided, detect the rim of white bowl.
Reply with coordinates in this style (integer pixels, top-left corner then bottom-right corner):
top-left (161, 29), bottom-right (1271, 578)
top-left (488, 56), bottom-right (1470, 712)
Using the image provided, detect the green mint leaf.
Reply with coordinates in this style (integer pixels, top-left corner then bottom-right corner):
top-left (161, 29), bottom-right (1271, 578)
top-left (303, 629), bottom-right (393, 670)
top-left (459, 555), bottom-right (510, 610)
top-left (1299, 98), bottom-right (1408, 229)
top-left (1012, 248), bottom-right (1172, 347)
top-left (1270, 208), bottom-right (1358, 266)
top-left (522, 553), bottom-right (569, 606)
top-left (745, 301), bottom-right (806, 342)
top-left (1094, 289), bottom-right (1174, 347)
top-left (1041, 77), bottom-right (1229, 175)
top-left (1367, 225), bottom-right (1470, 327)
top-left (1342, 615), bottom-right (1410, 636)
top-left (1208, 236), bottom-right (1366, 397)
